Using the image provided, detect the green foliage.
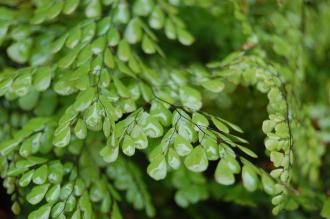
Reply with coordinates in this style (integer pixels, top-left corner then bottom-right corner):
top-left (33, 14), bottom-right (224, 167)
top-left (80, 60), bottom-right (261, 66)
top-left (0, 0), bottom-right (329, 218)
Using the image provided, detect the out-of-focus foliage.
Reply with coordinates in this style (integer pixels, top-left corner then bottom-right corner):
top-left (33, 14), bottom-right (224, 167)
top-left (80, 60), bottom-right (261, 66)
top-left (0, 0), bottom-right (329, 218)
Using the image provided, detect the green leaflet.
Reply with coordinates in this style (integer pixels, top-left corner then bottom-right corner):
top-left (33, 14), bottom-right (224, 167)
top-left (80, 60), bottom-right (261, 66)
top-left (149, 6), bottom-right (165, 29)
top-left (147, 154), bottom-right (167, 180)
top-left (125, 18), bottom-right (142, 44)
top-left (79, 192), bottom-right (93, 218)
top-left (32, 164), bottom-right (48, 184)
top-left (142, 35), bottom-right (156, 54)
top-left (100, 145), bottom-right (119, 163)
top-left (85, 0), bottom-right (102, 18)
top-left (48, 161), bottom-right (64, 184)
top-left (201, 79), bottom-right (225, 93)
top-left (26, 183), bottom-right (50, 205)
top-left (133, 0), bottom-right (153, 16)
top-left (130, 125), bottom-right (148, 149)
top-left (84, 102), bottom-right (103, 131)
top-left (74, 119), bottom-right (87, 139)
top-left (51, 202), bottom-right (65, 218)
top-left (60, 182), bottom-right (74, 200)
top-left (261, 174), bottom-right (276, 195)
top-left (202, 138), bottom-right (219, 160)
top-left (174, 135), bottom-right (193, 156)
top-left (63, 0), bottom-right (80, 15)
top-left (211, 117), bottom-right (229, 133)
top-left (192, 112), bottom-right (209, 129)
top-left (180, 86), bottom-right (202, 110)
top-left (113, 2), bottom-right (130, 24)
top-left (242, 165), bottom-right (258, 192)
top-left (104, 47), bottom-right (115, 68)
top-left (215, 159), bottom-right (235, 185)
top-left (19, 169), bottom-right (34, 187)
top-left (270, 151), bottom-right (284, 167)
top-left (28, 203), bottom-right (52, 219)
top-left (73, 87), bottom-right (96, 112)
top-left (177, 28), bottom-right (194, 46)
top-left (167, 148), bottom-right (181, 169)
top-left (91, 36), bottom-right (106, 54)
top-left (150, 102), bottom-right (172, 126)
top-left (33, 66), bottom-right (52, 91)
top-left (184, 146), bottom-right (208, 172)
top-left (0, 138), bottom-right (21, 156)
top-left (111, 202), bottom-right (123, 219)
top-left (12, 72), bottom-right (32, 97)
top-left (142, 116), bottom-right (164, 138)
top-left (113, 77), bottom-right (130, 98)
top-left (66, 27), bottom-right (81, 49)
top-left (117, 39), bottom-right (131, 62)
top-left (321, 198), bottom-right (330, 219)
top-left (47, 0), bottom-right (64, 20)
top-left (7, 40), bottom-right (32, 63)
top-left (53, 124), bottom-right (71, 147)
top-left (165, 19), bottom-right (176, 39)
top-left (107, 27), bottom-right (120, 47)
top-left (46, 184), bottom-right (61, 202)
top-left (122, 135), bottom-right (136, 156)
top-left (237, 145), bottom-right (258, 158)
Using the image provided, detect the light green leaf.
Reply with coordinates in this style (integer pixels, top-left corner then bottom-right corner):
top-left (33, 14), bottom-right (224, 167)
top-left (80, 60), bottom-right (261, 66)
top-left (149, 6), bottom-right (165, 29)
top-left (165, 19), bottom-right (176, 40)
top-left (177, 28), bottom-right (194, 46)
top-left (215, 159), bottom-right (235, 185)
top-left (321, 198), bottom-right (330, 218)
top-left (180, 86), bottom-right (202, 110)
top-left (74, 119), bottom-right (87, 139)
top-left (28, 203), bottom-right (52, 219)
top-left (130, 125), bottom-right (148, 149)
top-left (7, 40), bottom-right (31, 63)
top-left (167, 148), bottom-right (181, 169)
top-left (73, 87), bottom-right (96, 112)
top-left (117, 39), bottom-right (131, 62)
top-left (33, 66), bottom-right (52, 91)
top-left (19, 169), bottom-right (34, 187)
top-left (27, 184), bottom-right (50, 205)
top-left (211, 117), bottom-right (229, 133)
top-left (104, 47), bottom-right (115, 69)
top-left (100, 146), bottom-right (119, 163)
top-left (51, 202), bottom-right (65, 218)
top-left (133, 0), bottom-right (153, 16)
top-left (174, 135), bottom-right (193, 156)
top-left (66, 27), bottom-right (81, 49)
top-left (107, 28), bottom-right (120, 47)
top-left (122, 135), bottom-right (136, 156)
top-left (113, 77), bottom-right (130, 98)
top-left (125, 18), bottom-right (142, 44)
top-left (143, 116), bottom-right (164, 138)
top-left (261, 174), bottom-right (276, 195)
top-left (32, 164), bottom-right (48, 185)
top-left (85, 0), bottom-right (102, 18)
top-left (84, 102), bottom-right (103, 131)
top-left (53, 125), bottom-right (71, 147)
top-left (242, 165), bottom-right (258, 192)
top-left (201, 79), bottom-right (225, 93)
top-left (147, 154), bottom-right (167, 180)
top-left (237, 145), bottom-right (258, 158)
top-left (142, 35), bottom-right (156, 54)
top-left (270, 151), bottom-right (284, 167)
top-left (46, 184), bottom-right (61, 203)
top-left (184, 145), bottom-right (208, 172)
top-left (111, 202), bottom-right (122, 219)
top-left (63, 0), bottom-right (80, 15)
